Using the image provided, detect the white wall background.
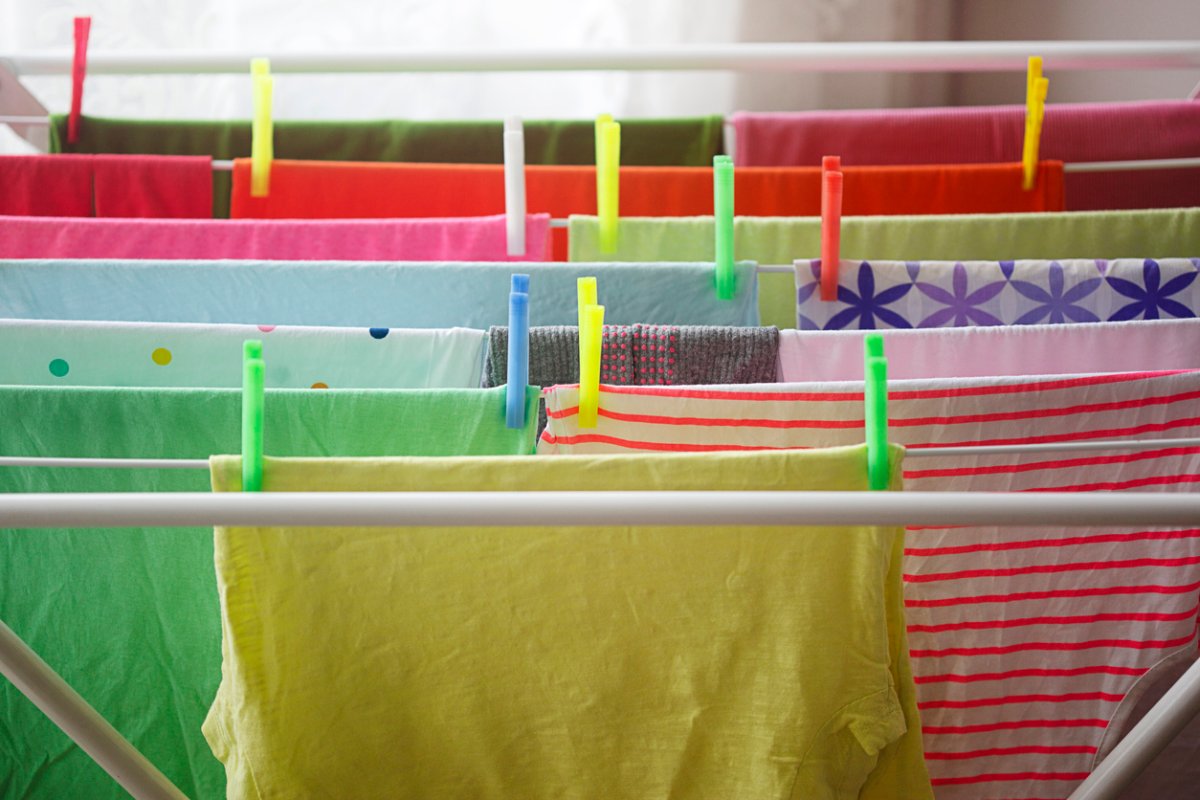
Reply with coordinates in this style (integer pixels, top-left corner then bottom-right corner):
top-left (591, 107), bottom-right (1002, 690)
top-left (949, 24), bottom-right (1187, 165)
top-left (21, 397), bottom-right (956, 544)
top-left (0, 0), bottom-right (1197, 154)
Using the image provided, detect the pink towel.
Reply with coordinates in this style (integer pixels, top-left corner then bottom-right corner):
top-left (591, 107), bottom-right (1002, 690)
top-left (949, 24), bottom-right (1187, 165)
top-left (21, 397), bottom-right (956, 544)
top-left (0, 154), bottom-right (213, 218)
top-left (777, 319), bottom-right (1200, 382)
top-left (0, 214), bottom-right (552, 261)
top-left (731, 100), bottom-right (1200, 211)
top-left (91, 155), bottom-right (213, 218)
top-left (0, 155), bottom-right (94, 216)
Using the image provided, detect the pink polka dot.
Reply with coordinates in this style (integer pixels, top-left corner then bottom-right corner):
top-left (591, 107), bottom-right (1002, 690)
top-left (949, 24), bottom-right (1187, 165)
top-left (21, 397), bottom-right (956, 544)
top-left (257, 325), bottom-right (276, 333)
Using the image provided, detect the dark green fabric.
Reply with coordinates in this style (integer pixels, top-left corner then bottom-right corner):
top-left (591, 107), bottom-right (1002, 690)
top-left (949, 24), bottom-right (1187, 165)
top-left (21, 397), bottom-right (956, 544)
top-left (50, 115), bottom-right (726, 218)
top-left (0, 385), bottom-right (537, 800)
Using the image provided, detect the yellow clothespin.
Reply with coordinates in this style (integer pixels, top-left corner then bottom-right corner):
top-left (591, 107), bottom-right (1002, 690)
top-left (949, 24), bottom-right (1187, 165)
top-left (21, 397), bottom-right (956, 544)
top-left (250, 58), bottom-right (274, 198)
top-left (595, 115), bottom-right (621, 254)
top-left (577, 277), bottom-right (602, 428)
top-left (1022, 56), bottom-right (1048, 191)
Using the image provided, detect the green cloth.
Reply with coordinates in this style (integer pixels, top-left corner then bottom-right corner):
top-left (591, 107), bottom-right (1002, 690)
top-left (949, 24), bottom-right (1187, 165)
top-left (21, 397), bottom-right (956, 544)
top-left (0, 385), bottom-right (538, 800)
top-left (50, 115), bottom-right (726, 218)
top-left (567, 208), bottom-right (1200, 330)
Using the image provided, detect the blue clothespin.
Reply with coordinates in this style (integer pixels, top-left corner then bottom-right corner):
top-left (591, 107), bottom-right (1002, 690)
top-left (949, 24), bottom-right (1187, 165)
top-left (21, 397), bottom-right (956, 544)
top-left (506, 274), bottom-right (530, 428)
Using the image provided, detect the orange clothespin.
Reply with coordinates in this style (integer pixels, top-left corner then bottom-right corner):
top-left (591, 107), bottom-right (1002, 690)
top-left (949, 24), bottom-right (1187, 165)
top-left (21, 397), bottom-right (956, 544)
top-left (820, 156), bottom-right (843, 301)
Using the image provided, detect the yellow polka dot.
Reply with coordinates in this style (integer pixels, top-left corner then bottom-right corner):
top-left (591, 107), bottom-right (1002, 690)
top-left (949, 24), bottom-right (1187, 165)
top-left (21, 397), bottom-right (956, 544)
top-left (311, 382), bottom-right (329, 389)
top-left (152, 348), bottom-right (172, 366)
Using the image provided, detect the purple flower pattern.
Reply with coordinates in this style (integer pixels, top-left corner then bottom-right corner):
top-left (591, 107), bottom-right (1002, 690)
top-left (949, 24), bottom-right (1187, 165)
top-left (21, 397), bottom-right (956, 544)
top-left (795, 258), bottom-right (1200, 330)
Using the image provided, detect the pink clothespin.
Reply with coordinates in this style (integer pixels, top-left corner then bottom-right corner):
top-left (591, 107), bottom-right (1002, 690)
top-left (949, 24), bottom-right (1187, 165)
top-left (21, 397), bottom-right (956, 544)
top-left (819, 155), bottom-right (843, 302)
top-left (68, 17), bottom-right (91, 144)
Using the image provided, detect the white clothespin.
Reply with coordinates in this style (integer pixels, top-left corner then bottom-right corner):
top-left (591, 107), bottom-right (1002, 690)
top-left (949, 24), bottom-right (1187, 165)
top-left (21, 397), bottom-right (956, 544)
top-left (504, 117), bottom-right (527, 257)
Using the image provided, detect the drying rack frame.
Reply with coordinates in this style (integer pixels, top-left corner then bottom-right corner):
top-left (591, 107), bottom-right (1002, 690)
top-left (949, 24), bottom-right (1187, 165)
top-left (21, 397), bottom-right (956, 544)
top-left (1, 37), bottom-right (1199, 800)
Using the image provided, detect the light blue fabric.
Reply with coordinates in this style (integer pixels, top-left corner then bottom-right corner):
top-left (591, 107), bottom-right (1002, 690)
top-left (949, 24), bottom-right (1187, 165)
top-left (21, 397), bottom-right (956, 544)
top-left (0, 260), bottom-right (760, 328)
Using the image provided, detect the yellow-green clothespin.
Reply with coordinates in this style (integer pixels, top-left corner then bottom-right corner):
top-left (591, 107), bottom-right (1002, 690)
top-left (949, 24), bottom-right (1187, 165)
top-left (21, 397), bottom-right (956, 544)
top-left (250, 58), bottom-right (273, 198)
top-left (595, 115), bottom-right (621, 254)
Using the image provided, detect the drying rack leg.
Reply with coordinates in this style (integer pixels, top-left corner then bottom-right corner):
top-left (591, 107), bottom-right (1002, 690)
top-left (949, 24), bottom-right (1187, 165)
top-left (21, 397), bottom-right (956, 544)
top-left (1067, 653), bottom-right (1200, 800)
top-left (0, 618), bottom-right (189, 800)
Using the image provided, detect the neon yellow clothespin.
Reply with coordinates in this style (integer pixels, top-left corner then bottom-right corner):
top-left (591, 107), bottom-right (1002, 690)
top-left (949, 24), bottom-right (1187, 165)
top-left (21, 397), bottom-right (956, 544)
top-left (1022, 56), bottom-right (1047, 191)
top-left (577, 276), bottom-right (597, 333)
top-left (250, 58), bottom-right (274, 198)
top-left (578, 303), bottom-right (605, 429)
top-left (595, 115), bottom-right (621, 254)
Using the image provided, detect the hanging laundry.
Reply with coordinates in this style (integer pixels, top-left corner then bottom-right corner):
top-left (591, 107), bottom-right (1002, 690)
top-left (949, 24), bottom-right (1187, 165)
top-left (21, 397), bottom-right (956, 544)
top-left (539, 370), bottom-right (1200, 800)
top-left (795, 258), bottom-right (1200, 330)
top-left (204, 446), bottom-right (931, 800)
top-left (483, 324), bottom-right (779, 433)
top-left (229, 159), bottom-right (1065, 259)
top-left (49, 114), bottom-right (725, 217)
top-left (0, 154), bottom-right (212, 218)
top-left (777, 318), bottom-right (1200, 382)
top-left (0, 319), bottom-right (487, 388)
top-left (0, 259), bottom-right (760, 328)
top-left (0, 384), bottom-right (538, 800)
top-left (0, 213), bottom-right (552, 261)
top-left (730, 100), bottom-right (1200, 211)
top-left (568, 208), bottom-right (1200, 330)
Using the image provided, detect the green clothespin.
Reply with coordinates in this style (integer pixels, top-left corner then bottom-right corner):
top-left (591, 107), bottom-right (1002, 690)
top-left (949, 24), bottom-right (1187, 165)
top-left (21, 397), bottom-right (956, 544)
top-left (242, 340), bottom-right (265, 492)
top-left (713, 155), bottom-right (735, 300)
top-left (864, 333), bottom-right (889, 491)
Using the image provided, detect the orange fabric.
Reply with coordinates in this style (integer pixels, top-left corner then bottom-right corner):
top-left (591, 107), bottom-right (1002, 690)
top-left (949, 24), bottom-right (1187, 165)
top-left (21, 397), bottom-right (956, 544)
top-left (231, 159), bottom-right (1065, 259)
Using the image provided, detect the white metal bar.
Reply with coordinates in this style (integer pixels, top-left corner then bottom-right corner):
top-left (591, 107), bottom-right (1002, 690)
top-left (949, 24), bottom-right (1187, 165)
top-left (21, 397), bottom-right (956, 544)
top-left (1, 491), bottom-right (1198, 528)
top-left (1067, 655), bottom-right (1200, 800)
top-left (4, 42), bottom-right (1200, 76)
top-left (0, 619), bottom-right (188, 800)
top-left (1064, 157), bottom-right (1200, 173)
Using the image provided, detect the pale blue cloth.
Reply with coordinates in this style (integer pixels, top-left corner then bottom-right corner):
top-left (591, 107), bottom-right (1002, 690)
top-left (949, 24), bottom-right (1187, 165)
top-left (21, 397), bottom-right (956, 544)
top-left (0, 260), bottom-right (760, 328)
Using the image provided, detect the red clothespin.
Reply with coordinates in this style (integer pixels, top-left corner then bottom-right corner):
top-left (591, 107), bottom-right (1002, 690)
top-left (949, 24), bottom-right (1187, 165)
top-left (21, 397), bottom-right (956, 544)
top-left (820, 155), bottom-right (843, 302)
top-left (68, 16), bottom-right (91, 144)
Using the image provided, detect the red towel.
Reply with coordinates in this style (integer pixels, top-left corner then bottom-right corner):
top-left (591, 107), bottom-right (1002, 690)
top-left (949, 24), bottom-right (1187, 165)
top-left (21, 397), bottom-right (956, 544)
top-left (0, 155), bottom-right (94, 216)
top-left (91, 155), bottom-right (213, 218)
top-left (731, 100), bottom-right (1200, 211)
top-left (0, 154), bottom-right (212, 218)
top-left (231, 159), bottom-right (1065, 259)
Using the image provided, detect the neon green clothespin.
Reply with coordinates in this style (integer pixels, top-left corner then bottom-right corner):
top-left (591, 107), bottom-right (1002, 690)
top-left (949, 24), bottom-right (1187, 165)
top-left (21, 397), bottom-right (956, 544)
top-left (596, 116), bottom-right (621, 254)
top-left (863, 333), bottom-right (889, 491)
top-left (242, 340), bottom-right (265, 492)
top-left (578, 304), bottom-right (605, 429)
top-left (713, 155), bottom-right (735, 300)
top-left (577, 276), bottom-right (597, 333)
top-left (250, 58), bottom-right (273, 198)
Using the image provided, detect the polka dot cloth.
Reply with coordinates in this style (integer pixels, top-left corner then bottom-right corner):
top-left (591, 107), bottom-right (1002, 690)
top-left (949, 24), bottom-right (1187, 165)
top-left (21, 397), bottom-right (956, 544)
top-left (152, 348), bottom-right (172, 366)
top-left (599, 325), bottom-right (678, 384)
top-left (311, 382), bottom-right (329, 390)
top-left (48, 358), bottom-right (69, 378)
top-left (369, 328), bottom-right (389, 340)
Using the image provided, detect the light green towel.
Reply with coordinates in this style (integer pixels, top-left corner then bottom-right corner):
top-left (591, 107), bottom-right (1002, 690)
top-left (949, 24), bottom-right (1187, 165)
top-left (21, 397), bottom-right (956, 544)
top-left (568, 209), bottom-right (1200, 329)
top-left (204, 446), bottom-right (931, 800)
top-left (0, 385), bottom-right (537, 800)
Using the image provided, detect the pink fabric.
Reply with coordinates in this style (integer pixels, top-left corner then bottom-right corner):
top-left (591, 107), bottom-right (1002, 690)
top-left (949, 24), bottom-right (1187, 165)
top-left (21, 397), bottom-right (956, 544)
top-left (731, 100), bottom-right (1200, 211)
top-left (777, 319), bottom-right (1200, 382)
top-left (0, 214), bottom-right (552, 261)
top-left (91, 155), bottom-right (214, 218)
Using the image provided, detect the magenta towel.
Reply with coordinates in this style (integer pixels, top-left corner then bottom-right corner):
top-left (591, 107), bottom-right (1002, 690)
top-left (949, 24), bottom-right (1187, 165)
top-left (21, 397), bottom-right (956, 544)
top-left (0, 154), bottom-right (213, 218)
top-left (0, 214), bottom-right (553, 261)
top-left (731, 100), bottom-right (1200, 211)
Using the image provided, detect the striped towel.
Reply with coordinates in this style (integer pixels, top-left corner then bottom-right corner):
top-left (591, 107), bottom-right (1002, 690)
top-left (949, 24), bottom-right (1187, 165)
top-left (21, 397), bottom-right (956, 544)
top-left (539, 370), bottom-right (1200, 800)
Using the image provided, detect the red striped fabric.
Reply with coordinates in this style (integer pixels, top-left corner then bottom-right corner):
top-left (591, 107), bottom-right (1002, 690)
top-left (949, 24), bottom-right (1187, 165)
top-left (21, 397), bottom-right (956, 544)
top-left (540, 370), bottom-right (1200, 800)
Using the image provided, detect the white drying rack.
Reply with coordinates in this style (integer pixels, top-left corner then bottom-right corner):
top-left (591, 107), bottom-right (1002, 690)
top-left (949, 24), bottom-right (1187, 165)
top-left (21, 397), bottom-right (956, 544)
top-left (1, 489), bottom-right (1199, 800)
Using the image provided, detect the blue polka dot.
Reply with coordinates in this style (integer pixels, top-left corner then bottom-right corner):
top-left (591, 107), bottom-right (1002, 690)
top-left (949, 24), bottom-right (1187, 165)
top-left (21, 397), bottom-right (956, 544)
top-left (369, 327), bottom-right (389, 340)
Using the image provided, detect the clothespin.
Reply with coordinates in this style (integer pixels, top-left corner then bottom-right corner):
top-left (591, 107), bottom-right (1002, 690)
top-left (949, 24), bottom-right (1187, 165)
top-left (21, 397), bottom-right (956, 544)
top-left (820, 156), bottom-right (843, 302)
top-left (577, 277), bottom-right (602, 428)
top-left (504, 117), bottom-right (527, 257)
top-left (863, 333), bottom-right (889, 491)
top-left (67, 16), bottom-right (91, 144)
top-left (242, 340), bottom-right (265, 492)
top-left (713, 155), bottom-right (735, 300)
top-left (250, 58), bottom-right (274, 198)
top-left (506, 274), bottom-right (530, 429)
top-left (595, 115), bottom-right (621, 254)
top-left (1022, 56), bottom-right (1048, 191)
